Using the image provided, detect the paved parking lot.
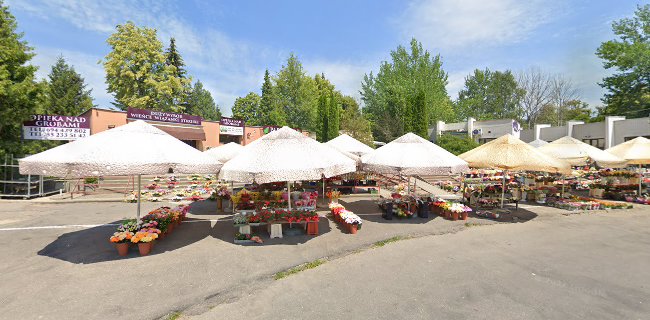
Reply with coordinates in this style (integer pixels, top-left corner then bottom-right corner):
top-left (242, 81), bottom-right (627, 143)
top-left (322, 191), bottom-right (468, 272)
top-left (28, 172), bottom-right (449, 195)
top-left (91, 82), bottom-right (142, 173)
top-left (0, 197), bottom-right (648, 319)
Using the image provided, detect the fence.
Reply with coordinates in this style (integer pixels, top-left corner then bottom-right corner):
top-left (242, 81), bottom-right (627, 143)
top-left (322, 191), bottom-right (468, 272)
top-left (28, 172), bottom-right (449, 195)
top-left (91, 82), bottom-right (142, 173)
top-left (0, 154), bottom-right (65, 199)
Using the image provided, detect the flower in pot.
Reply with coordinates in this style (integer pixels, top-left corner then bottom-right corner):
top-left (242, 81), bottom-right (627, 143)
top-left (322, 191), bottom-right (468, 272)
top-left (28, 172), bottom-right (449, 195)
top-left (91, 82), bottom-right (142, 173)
top-left (130, 231), bottom-right (158, 256)
top-left (109, 231), bottom-right (133, 256)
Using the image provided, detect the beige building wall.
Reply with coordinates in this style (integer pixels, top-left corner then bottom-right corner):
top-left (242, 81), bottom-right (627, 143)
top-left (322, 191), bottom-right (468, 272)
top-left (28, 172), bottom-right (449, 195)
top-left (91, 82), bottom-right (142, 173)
top-left (81, 108), bottom-right (128, 134)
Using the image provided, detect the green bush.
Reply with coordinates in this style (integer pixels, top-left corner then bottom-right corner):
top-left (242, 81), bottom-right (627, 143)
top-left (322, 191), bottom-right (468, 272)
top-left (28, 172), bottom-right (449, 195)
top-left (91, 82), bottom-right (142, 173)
top-left (435, 134), bottom-right (479, 155)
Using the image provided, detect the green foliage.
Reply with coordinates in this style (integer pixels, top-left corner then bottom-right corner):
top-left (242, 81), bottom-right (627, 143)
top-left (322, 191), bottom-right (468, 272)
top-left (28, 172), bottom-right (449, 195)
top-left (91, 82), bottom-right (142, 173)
top-left (339, 98), bottom-right (374, 146)
top-left (102, 22), bottom-right (191, 112)
top-left (0, 1), bottom-right (48, 160)
top-left (165, 37), bottom-right (186, 78)
top-left (327, 89), bottom-right (339, 140)
top-left (258, 69), bottom-right (275, 125)
top-left (536, 99), bottom-right (592, 126)
top-left (596, 4), bottom-right (650, 118)
top-left (316, 90), bottom-right (329, 141)
top-left (45, 56), bottom-right (94, 115)
top-left (411, 90), bottom-right (429, 138)
top-left (435, 134), bottom-right (479, 155)
top-left (361, 38), bottom-right (455, 142)
top-left (372, 236), bottom-right (405, 248)
top-left (455, 68), bottom-right (524, 122)
top-left (231, 92), bottom-right (262, 124)
top-left (186, 80), bottom-right (221, 121)
top-left (273, 54), bottom-right (318, 131)
top-left (274, 259), bottom-right (326, 280)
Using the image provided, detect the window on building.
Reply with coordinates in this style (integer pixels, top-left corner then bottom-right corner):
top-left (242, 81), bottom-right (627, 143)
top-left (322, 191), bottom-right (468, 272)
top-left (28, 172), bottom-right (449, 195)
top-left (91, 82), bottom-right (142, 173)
top-left (478, 138), bottom-right (495, 144)
top-left (582, 138), bottom-right (604, 149)
top-left (219, 135), bottom-right (241, 144)
top-left (108, 125), bottom-right (115, 129)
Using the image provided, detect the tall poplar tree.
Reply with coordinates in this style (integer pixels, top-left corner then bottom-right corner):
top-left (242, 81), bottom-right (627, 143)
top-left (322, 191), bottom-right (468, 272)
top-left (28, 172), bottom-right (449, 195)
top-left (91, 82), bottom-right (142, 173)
top-left (328, 89), bottom-right (339, 140)
top-left (258, 69), bottom-right (275, 126)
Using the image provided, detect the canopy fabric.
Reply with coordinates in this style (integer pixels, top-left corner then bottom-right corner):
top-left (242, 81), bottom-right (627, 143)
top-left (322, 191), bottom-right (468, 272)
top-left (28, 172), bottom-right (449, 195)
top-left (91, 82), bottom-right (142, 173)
top-left (360, 132), bottom-right (469, 175)
top-left (528, 139), bottom-right (549, 148)
top-left (322, 143), bottom-right (360, 163)
top-left (538, 136), bottom-right (627, 167)
top-left (204, 142), bottom-right (244, 163)
top-left (19, 120), bottom-right (222, 178)
top-left (325, 134), bottom-right (374, 156)
top-left (459, 134), bottom-right (571, 174)
top-left (153, 124), bottom-right (206, 141)
top-left (606, 136), bottom-right (650, 165)
top-left (218, 126), bottom-right (357, 183)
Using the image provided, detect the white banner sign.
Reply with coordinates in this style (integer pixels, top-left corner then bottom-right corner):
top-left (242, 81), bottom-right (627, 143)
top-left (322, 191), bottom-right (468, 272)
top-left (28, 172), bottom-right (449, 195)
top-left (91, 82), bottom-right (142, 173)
top-left (23, 126), bottom-right (90, 140)
top-left (219, 125), bottom-right (244, 136)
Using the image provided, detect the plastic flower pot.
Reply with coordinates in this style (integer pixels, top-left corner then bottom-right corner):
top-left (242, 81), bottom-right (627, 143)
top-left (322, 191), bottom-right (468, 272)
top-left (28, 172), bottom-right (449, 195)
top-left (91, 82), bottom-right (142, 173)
top-left (115, 243), bottom-right (129, 256)
top-left (138, 242), bottom-right (153, 256)
top-left (167, 224), bottom-right (174, 234)
top-left (451, 212), bottom-right (459, 221)
top-left (217, 198), bottom-right (223, 210)
top-left (306, 221), bottom-right (319, 235)
top-left (348, 223), bottom-right (358, 234)
top-left (461, 212), bottom-right (468, 220)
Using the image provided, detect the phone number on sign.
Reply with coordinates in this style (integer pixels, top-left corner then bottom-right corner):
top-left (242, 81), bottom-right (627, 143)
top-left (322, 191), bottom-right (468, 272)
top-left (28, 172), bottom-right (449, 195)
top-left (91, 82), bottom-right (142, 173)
top-left (23, 126), bottom-right (90, 140)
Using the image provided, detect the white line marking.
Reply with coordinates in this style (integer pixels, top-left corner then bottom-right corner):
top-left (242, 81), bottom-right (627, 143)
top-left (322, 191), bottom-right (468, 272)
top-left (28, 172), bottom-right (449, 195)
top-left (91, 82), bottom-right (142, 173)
top-left (0, 219), bottom-right (219, 231)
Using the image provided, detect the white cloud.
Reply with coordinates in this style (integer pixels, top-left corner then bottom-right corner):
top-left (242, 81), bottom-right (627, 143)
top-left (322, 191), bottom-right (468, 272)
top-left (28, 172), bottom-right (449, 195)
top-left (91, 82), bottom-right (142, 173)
top-left (445, 69), bottom-right (472, 100)
top-left (303, 60), bottom-right (373, 100)
top-left (399, 0), bottom-right (558, 51)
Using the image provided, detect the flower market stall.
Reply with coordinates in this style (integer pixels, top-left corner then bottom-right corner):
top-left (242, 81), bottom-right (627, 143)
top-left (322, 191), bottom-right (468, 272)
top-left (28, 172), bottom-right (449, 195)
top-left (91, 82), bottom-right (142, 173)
top-left (219, 126), bottom-right (356, 242)
top-left (325, 134), bottom-right (374, 156)
top-left (204, 142), bottom-right (244, 163)
top-left (606, 136), bottom-right (650, 196)
top-left (361, 132), bottom-right (469, 220)
top-left (19, 120), bottom-right (222, 219)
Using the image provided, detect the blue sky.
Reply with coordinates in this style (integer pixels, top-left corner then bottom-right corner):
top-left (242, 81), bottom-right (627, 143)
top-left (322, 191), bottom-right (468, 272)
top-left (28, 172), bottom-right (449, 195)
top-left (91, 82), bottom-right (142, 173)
top-left (6, 0), bottom-right (643, 116)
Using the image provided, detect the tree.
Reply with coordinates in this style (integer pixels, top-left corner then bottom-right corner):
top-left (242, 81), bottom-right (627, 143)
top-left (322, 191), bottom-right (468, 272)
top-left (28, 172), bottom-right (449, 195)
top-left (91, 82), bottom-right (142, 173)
top-left (274, 54), bottom-right (318, 131)
top-left (0, 1), bottom-right (46, 160)
top-left (316, 92), bottom-right (329, 142)
top-left (327, 89), bottom-right (339, 140)
top-left (102, 22), bottom-right (191, 112)
top-left (517, 67), bottom-right (553, 128)
top-left (339, 98), bottom-right (374, 146)
top-left (186, 80), bottom-right (220, 121)
top-left (596, 4), bottom-right (650, 118)
top-left (551, 76), bottom-right (579, 126)
top-left (258, 69), bottom-right (275, 126)
top-left (456, 68), bottom-right (524, 122)
top-left (411, 90), bottom-right (429, 138)
top-left (231, 92), bottom-right (261, 124)
top-left (435, 134), bottom-right (479, 155)
top-left (165, 37), bottom-right (186, 78)
top-left (361, 38), bottom-right (454, 142)
top-left (45, 56), bottom-right (94, 115)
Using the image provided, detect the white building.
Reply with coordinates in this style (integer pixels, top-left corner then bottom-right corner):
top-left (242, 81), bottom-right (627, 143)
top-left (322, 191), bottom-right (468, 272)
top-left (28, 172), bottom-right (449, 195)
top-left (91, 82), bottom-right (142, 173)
top-left (432, 118), bottom-right (522, 143)
top-left (520, 116), bottom-right (650, 149)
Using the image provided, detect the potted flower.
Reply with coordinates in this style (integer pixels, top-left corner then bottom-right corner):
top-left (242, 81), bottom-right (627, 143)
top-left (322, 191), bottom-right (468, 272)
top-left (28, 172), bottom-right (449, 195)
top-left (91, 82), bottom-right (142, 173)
top-left (109, 231), bottom-right (133, 256)
top-left (130, 230), bottom-right (158, 256)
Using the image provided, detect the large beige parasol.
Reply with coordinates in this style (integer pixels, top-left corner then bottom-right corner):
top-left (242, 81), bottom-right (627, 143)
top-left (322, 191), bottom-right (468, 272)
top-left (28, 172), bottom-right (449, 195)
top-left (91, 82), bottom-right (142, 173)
top-left (19, 120), bottom-right (222, 218)
top-left (528, 139), bottom-right (548, 148)
top-left (219, 127), bottom-right (357, 209)
top-left (204, 142), bottom-right (244, 163)
top-left (606, 136), bottom-right (650, 195)
top-left (538, 136), bottom-right (627, 168)
top-left (326, 134), bottom-right (374, 156)
top-left (459, 134), bottom-right (571, 207)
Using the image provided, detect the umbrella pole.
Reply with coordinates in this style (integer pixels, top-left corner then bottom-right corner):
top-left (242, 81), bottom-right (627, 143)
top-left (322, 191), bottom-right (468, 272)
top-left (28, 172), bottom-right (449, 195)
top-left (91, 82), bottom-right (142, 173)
top-left (137, 174), bottom-right (142, 220)
top-left (322, 177), bottom-right (325, 200)
top-left (561, 175), bottom-right (565, 198)
top-left (287, 181), bottom-right (292, 211)
top-left (639, 164), bottom-right (643, 196)
top-left (501, 171), bottom-right (506, 209)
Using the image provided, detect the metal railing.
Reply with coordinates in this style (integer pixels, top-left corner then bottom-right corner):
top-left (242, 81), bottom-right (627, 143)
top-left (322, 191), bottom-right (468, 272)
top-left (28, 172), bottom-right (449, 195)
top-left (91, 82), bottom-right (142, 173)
top-left (1, 154), bottom-right (65, 199)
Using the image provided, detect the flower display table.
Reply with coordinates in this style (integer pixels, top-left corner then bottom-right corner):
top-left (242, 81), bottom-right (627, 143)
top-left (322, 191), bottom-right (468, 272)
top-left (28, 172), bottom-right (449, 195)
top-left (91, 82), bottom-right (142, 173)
top-left (329, 203), bottom-right (362, 234)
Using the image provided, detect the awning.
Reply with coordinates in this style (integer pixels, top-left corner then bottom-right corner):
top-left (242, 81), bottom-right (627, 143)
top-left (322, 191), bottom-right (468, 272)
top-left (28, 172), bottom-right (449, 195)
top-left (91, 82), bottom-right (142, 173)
top-left (153, 125), bottom-right (206, 141)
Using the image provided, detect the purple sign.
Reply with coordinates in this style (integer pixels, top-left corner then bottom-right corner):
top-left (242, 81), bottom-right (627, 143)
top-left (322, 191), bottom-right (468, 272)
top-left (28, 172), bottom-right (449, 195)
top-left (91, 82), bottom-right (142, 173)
top-left (23, 114), bottom-right (90, 140)
top-left (219, 117), bottom-right (244, 127)
top-left (127, 107), bottom-right (202, 125)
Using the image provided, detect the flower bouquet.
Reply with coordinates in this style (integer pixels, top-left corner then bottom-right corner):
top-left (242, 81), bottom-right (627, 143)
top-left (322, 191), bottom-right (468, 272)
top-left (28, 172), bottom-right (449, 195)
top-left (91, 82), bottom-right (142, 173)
top-left (110, 231), bottom-right (134, 256)
top-left (326, 190), bottom-right (341, 202)
top-left (145, 183), bottom-right (157, 190)
top-left (131, 230), bottom-right (159, 255)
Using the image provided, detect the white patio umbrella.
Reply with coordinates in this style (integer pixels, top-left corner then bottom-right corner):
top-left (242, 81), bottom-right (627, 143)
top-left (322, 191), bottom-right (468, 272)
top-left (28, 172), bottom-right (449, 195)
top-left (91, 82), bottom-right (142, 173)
top-left (528, 139), bottom-right (548, 148)
top-left (19, 120), bottom-right (222, 218)
top-left (204, 142), bottom-right (244, 163)
top-left (459, 134), bottom-right (571, 208)
top-left (606, 136), bottom-right (650, 195)
top-left (326, 134), bottom-right (374, 156)
top-left (539, 136), bottom-right (627, 168)
top-left (219, 126), bottom-right (357, 209)
top-left (361, 132), bottom-right (469, 195)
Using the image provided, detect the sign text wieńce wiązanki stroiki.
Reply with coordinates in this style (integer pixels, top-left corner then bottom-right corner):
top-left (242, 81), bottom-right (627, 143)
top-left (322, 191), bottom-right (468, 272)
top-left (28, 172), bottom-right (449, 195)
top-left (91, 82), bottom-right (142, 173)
top-left (126, 107), bottom-right (202, 126)
top-left (22, 115), bottom-right (90, 140)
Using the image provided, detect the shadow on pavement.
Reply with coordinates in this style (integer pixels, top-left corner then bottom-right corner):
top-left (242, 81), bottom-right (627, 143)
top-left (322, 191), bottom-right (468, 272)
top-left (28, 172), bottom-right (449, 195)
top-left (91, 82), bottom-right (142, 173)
top-left (341, 199), bottom-right (438, 224)
top-left (210, 216), bottom-right (332, 246)
top-left (37, 218), bottom-right (212, 264)
top-left (470, 203), bottom-right (539, 223)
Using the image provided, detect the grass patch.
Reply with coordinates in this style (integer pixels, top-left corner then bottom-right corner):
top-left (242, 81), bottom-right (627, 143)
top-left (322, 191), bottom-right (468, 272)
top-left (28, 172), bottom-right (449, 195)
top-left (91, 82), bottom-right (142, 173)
top-left (372, 236), bottom-right (404, 248)
top-left (166, 312), bottom-right (182, 320)
top-left (274, 259), bottom-right (326, 280)
top-left (464, 222), bottom-right (483, 228)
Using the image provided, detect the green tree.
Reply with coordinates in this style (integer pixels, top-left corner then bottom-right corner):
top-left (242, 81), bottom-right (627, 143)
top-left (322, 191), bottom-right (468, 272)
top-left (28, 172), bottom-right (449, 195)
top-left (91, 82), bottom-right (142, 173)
top-left (411, 90), bottom-right (429, 138)
top-left (102, 22), bottom-right (191, 112)
top-left (340, 97), bottom-right (374, 146)
top-left (231, 92), bottom-right (262, 124)
top-left (361, 38), bottom-right (454, 142)
top-left (258, 69), bottom-right (275, 125)
top-left (165, 37), bottom-right (186, 78)
top-left (327, 89), bottom-right (339, 140)
top-left (596, 4), bottom-right (650, 118)
top-left (316, 92), bottom-right (329, 142)
top-left (186, 80), bottom-right (221, 121)
top-left (455, 68), bottom-right (524, 121)
top-left (274, 54), bottom-right (318, 131)
top-left (45, 56), bottom-right (94, 115)
top-left (0, 1), bottom-right (46, 160)
top-left (435, 134), bottom-right (479, 155)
